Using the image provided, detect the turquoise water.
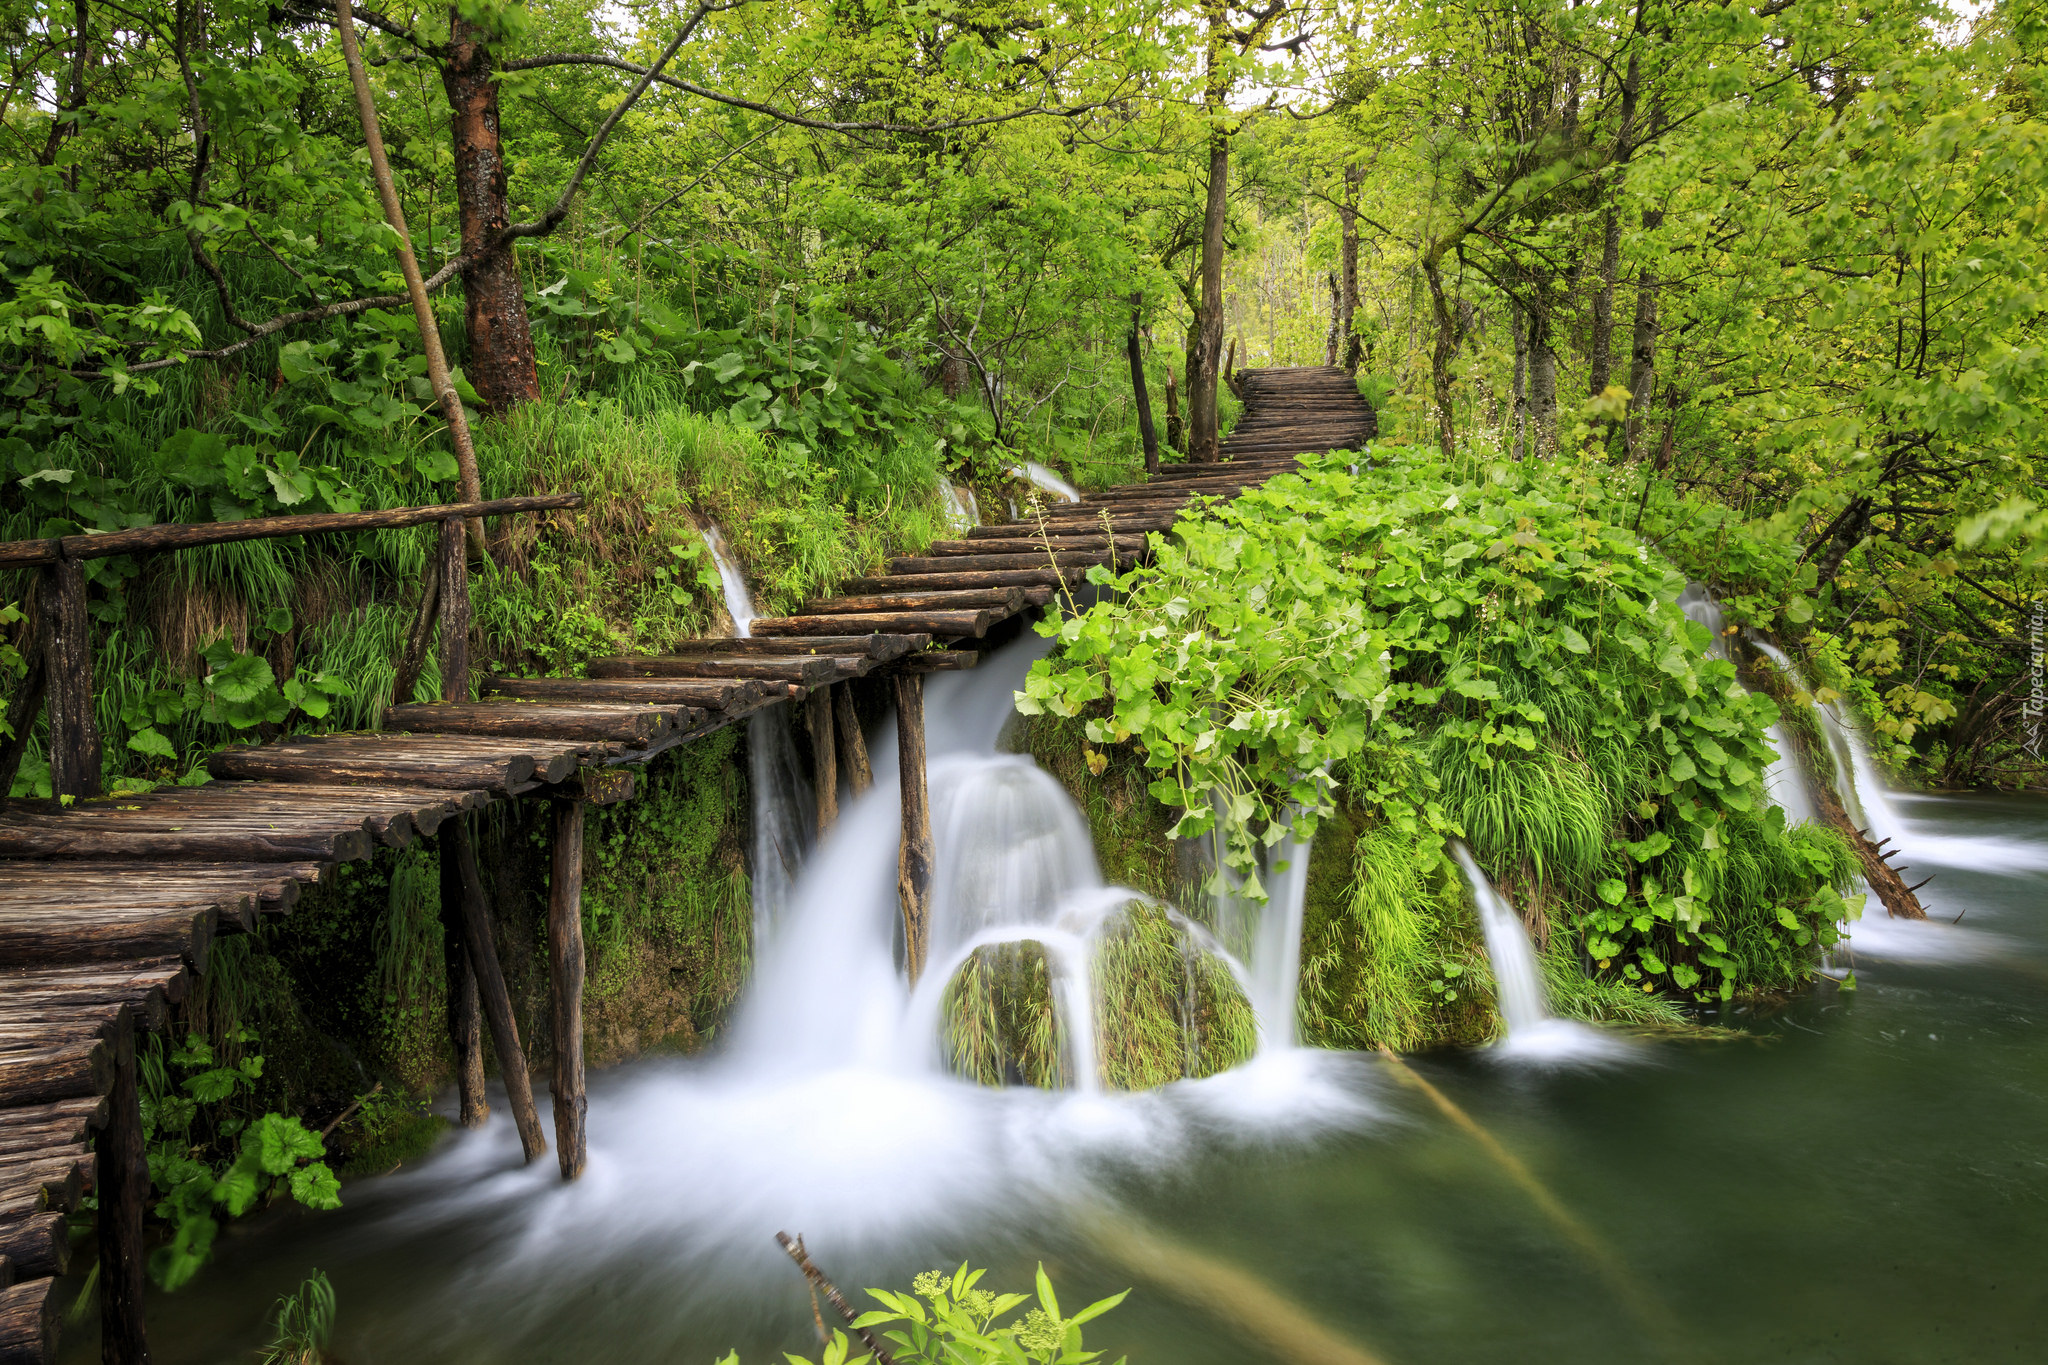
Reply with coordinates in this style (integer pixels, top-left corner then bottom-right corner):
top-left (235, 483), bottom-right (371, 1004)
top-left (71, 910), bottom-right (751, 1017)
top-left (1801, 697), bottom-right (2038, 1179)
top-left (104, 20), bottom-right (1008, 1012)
top-left (69, 794), bottom-right (2047, 1365)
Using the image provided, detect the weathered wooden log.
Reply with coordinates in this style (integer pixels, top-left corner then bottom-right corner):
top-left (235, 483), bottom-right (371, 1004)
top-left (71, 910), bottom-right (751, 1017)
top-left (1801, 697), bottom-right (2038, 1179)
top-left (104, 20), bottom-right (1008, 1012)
top-left (0, 494), bottom-right (583, 569)
top-left (752, 610), bottom-right (994, 639)
top-left (0, 1276), bottom-right (57, 1365)
top-left (557, 766), bottom-right (635, 806)
top-left (0, 816), bottom-right (370, 866)
top-left (897, 651), bottom-right (982, 673)
top-left (894, 674), bottom-right (933, 985)
top-left (441, 844), bottom-right (488, 1129)
top-left (386, 700), bottom-right (688, 746)
top-left (39, 560), bottom-right (100, 801)
top-left (207, 745), bottom-right (542, 793)
top-left (884, 554), bottom-right (1107, 577)
top-left (0, 1036), bottom-right (109, 1111)
top-left (482, 675), bottom-right (778, 712)
top-left (446, 818), bottom-right (547, 1161)
top-left (0, 1253), bottom-right (9, 1291)
top-left (808, 686), bottom-right (837, 836)
top-left (930, 537), bottom-right (1147, 557)
top-left (547, 799), bottom-right (586, 1182)
top-left (840, 570), bottom-right (1071, 594)
top-left (439, 515), bottom-right (471, 703)
top-left (650, 634), bottom-right (929, 661)
top-left (798, 588), bottom-right (1023, 616)
top-left (0, 1211), bottom-right (66, 1279)
top-left (586, 655), bottom-right (859, 685)
top-left (98, 1011), bottom-right (149, 1365)
top-left (835, 687), bottom-right (872, 797)
top-left (0, 899), bottom-right (215, 972)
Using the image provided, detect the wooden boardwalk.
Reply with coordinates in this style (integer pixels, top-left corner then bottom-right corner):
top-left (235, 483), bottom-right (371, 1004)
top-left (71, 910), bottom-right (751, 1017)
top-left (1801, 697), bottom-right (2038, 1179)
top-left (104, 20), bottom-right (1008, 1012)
top-left (0, 365), bottom-right (1371, 1364)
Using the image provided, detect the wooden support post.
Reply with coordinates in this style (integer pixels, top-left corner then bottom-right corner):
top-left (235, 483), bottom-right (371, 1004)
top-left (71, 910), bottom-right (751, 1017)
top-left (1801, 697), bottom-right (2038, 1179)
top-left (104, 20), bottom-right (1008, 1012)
top-left (439, 515), bottom-right (471, 702)
top-left (40, 558), bottom-right (101, 799)
top-left (547, 798), bottom-right (587, 1181)
top-left (893, 674), bottom-right (933, 984)
top-left (441, 841), bottom-right (489, 1127)
top-left (834, 685), bottom-right (873, 797)
top-left (447, 817), bottom-right (548, 1161)
top-left (808, 685), bottom-right (838, 836)
top-left (98, 1011), bottom-right (149, 1365)
top-left (389, 548), bottom-right (443, 710)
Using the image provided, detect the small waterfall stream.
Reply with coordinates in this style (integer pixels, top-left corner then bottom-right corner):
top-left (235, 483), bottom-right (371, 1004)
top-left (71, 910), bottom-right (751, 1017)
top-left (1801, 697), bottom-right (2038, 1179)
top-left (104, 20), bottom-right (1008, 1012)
top-left (1452, 842), bottom-right (1628, 1063)
top-left (937, 477), bottom-right (981, 533)
top-left (697, 520), bottom-right (812, 934)
top-left (1010, 460), bottom-right (1081, 504)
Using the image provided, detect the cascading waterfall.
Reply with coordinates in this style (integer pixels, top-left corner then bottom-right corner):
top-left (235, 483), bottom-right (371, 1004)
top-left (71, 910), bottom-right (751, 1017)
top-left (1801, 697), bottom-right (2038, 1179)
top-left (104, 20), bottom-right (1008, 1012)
top-left (1207, 813), bottom-right (1312, 1051)
top-left (937, 477), bottom-right (981, 534)
top-left (1686, 586), bottom-right (1818, 823)
top-left (1010, 460), bottom-right (1081, 504)
top-left (1676, 581), bottom-right (1731, 660)
top-left (1452, 842), bottom-right (1627, 1063)
top-left (696, 520), bottom-right (813, 934)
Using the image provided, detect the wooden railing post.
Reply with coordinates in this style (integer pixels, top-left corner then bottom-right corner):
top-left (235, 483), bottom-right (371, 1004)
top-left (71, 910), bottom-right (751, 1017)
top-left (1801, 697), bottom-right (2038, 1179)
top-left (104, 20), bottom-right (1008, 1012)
top-left (808, 684), bottom-right (838, 836)
top-left (438, 515), bottom-right (471, 702)
top-left (547, 797), bottom-right (587, 1181)
top-left (98, 1010), bottom-right (149, 1365)
top-left (894, 674), bottom-right (933, 983)
top-left (40, 557), bottom-right (101, 799)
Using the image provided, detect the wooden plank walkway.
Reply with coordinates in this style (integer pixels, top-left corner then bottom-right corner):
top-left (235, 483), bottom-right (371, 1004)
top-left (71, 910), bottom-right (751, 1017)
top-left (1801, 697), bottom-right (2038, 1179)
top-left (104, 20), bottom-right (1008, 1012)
top-left (0, 365), bottom-right (1370, 1364)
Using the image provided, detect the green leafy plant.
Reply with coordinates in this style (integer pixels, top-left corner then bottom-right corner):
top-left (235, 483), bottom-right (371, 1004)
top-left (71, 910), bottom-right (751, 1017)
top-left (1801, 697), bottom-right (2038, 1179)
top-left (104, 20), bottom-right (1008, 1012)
top-left (140, 1032), bottom-right (342, 1290)
top-left (258, 1269), bottom-right (337, 1365)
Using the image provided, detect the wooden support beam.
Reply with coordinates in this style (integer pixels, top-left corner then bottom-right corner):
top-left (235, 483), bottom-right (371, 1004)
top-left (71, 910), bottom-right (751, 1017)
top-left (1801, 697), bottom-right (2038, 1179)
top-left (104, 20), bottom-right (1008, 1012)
top-left (547, 799), bottom-right (586, 1181)
top-left (446, 818), bottom-right (546, 1161)
top-left (835, 686), bottom-right (872, 798)
top-left (441, 841), bottom-right (488, 1128)
top-left (0, 1278), bottom-right (56, 1365)
top-left (439, 516), bottom-right (470, 703)
top-left (40, 560), bottom-right (101, 800)
top-left (808, 685), bottom-right (837, 836)
top-left (97, 1010), bottom-right (149, 1365)
top-left (894, 674), bottom-right (933, 984)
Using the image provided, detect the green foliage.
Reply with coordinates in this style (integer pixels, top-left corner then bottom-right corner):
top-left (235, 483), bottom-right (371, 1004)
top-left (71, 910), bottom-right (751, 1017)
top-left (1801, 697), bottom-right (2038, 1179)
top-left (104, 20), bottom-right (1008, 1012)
top-left (258, 1270), bottom-right (337, 1365)
top-left (1093, 902), bottom-right (1258, 1089)
top-left (1026, 448), bottom-right (1857, 1006)
top-left (140, 1032), bottom-right (342, 1291)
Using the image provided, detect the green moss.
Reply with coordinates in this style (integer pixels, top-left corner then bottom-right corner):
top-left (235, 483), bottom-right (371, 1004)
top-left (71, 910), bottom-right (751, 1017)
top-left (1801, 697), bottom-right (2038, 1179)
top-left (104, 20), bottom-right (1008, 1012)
top-left (943, 941), bottom-right (1070, 1088)
top-left (1094, 901), bottom-right (1257, 1089)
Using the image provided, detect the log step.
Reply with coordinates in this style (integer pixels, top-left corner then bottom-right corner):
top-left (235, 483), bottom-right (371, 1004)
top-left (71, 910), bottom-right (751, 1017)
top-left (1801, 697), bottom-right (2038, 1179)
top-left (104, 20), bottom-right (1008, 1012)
top-left (482, 675), bottom-right (783, 712)
top-left (751, 609), bottom-right (996, 639)
top-left (648, 634), bottom-right (930, 660)
top-left (386, 700), bottom-right (694, 746)
top-left (798, 588), bottom-right (1028, 616)
top-left (586, 654), bottom-right (863, 684)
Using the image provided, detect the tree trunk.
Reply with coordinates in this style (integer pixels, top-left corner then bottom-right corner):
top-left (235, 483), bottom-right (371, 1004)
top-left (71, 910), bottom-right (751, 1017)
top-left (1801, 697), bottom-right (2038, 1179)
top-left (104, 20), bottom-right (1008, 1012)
top-left (1589, 205), bottom-right (1622, 395)
top-left (1509, 298), bottom-right (1530, 461)
top-left (1324, 271), bottom-right (1340, 366)
top-left (1422, 255), bottom-right (1459, 459)
top-left (1126, 295), bottom-right (1159, 474)
top-left (1339, 165), bottom-right (1364, 371)
top-left (1164, 369), bottom-right (1183, 454)
top-left (443, 10), bottom-right (541, 412)
top-left (1624, 210), bottom-right (1664, 461)
top-left (1527, 304), bottom-right (1558, 459)
top-left (1188, 125), bottom-right (1229, 463)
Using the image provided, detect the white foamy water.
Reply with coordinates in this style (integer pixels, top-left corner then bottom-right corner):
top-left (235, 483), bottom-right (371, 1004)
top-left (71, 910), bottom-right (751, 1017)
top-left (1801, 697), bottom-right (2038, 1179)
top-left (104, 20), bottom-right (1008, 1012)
top-left (1747, 636), bottom-right (2048, 877)
top-left (699, 520), bottom-right (812, 933)
top-left (1452, 843), bottom-right (1632, 1065)
top-left (365, 632), bottom-right (1372, 1326)
top-left (938, 477), bottom-right (981, 533)
top-left (1010, 460), bottom-right (1081, 503)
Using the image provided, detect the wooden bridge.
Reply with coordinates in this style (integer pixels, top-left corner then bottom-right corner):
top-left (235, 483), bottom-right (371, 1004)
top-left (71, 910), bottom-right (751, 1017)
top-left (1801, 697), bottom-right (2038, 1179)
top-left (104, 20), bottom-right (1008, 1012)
top-left (0, 366), bottom-right (1372, 1364)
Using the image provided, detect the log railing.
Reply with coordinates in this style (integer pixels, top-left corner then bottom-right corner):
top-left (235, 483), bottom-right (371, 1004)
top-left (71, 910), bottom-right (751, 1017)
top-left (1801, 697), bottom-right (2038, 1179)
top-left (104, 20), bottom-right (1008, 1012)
top-left (0, 494), bottom-right (582, 800)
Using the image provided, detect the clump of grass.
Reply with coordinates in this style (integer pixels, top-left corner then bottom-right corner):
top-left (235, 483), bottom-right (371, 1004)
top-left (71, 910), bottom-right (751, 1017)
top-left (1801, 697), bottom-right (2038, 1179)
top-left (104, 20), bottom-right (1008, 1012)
top-left (943, 941), bottom-right (1070, 1088)
top-left (259, 1270), bottom-right (336, 1365)
top-left (1093, 899), bottom-right (1257, 1089)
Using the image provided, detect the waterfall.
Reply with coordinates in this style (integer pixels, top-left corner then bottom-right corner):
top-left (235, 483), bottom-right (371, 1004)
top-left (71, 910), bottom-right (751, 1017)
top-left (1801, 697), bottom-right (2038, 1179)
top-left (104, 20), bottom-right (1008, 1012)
top-left (697, 520), bottom-right (813, 934)
top-left (1207, 815), bottom-right (1312, 1052)
top-left (1677, 581), bottom-right (1731, 659)
top-left (1010, 460), bottom-right (1081, 504)
top-left (937, 477), bottom-right (981, 534)
top-left (1452, 842), bottom-right (1628, 1063)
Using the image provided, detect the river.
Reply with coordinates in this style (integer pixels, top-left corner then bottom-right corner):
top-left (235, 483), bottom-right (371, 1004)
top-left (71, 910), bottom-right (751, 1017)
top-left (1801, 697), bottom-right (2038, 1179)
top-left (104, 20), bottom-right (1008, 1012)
top-left (99, 737), bottom-right (2047, 1364)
